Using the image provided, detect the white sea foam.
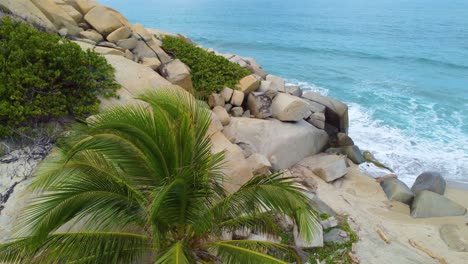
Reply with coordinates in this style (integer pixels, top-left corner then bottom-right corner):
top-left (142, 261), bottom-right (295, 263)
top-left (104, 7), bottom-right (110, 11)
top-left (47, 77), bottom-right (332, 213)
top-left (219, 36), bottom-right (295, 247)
top-left (285, 79), bottom-right (329, 96)
top-left (348, 103), bottom-right (468, 185)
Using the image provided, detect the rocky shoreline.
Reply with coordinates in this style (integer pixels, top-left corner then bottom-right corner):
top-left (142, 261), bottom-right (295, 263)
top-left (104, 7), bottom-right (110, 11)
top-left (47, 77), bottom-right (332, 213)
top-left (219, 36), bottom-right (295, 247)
top-left (0, 0), bottom-right (467, 263)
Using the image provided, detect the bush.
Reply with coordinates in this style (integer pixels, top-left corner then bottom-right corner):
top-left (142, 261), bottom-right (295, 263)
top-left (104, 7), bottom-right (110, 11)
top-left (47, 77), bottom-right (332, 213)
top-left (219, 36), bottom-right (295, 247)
top-left (162, 36), bottom-right (250, 96)
top-left (0, 17), bottom-right (119, 138)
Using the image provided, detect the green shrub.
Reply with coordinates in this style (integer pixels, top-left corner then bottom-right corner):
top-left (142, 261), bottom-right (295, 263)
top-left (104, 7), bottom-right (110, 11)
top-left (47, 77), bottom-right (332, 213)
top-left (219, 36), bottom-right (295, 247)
top-left (0, 17), bottom-right (119, 138)
top-left (162, 35), bottom-right (250, 96)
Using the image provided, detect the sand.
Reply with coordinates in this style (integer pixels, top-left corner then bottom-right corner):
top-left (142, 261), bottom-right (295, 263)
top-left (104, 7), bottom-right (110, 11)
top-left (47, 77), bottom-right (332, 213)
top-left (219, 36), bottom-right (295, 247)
top-left (308, 163), bottom-right (468, 264)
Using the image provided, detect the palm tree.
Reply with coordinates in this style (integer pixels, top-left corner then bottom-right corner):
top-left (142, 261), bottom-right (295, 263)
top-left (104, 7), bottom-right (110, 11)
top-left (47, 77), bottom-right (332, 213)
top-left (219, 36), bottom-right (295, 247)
top-left (0, 88), bottom-right (318, 263)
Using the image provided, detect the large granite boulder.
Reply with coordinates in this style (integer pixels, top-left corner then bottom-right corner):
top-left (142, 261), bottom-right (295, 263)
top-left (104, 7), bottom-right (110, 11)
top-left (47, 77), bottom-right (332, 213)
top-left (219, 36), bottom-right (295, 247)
top-left (212, 106), bottom-right (230, 126)
top-left (159, 59), bottom-right (194, 93)
top-left (79, 29), bottom-right (103, 42)
top-left (247, 92), bottom-right (272, 119)
top-left (223, 118), bottom-right (328, 170)
top-left (380, 178), bottom-right (414, 205)
top-left (237, 75), bottom-right (260, 94)
top-left (74, 0), bottom-right (98, 14)
top-left (0, 0), bottom-right (56, 31)
top-left (411, 190), bottom-right (466, 218)
top-left (243, 57), bottom-right (267, 79)
top-left (57, 2), bottom-right (82, 23)
top-left (106, 26), bottom-right (132, 43)
top-left (411, 171), bottom-right (446, 195)
top-left (100, 55), bottom-right (175, 109)
top-left (307, 112), bottom-right (325, 129)
top-left (132, 38), bottom-right (172, 64)
top-left (210, 131), bottom-right (253, 193)
top-left (84, 5), bottom-right (123, 36)
top-left (246, 153), bottom-right (271, 175)
top-left (302, 91), bottom-right (349, 134)
top-left (265, 74), bottom-right (285, 92)
top-left (132, 23), bottom-right (153, 41)
top-left (31, 0), bottom-right (81, 35)
top-left (271, 93), bottom-right (311, 121)
top-left (295, 154), bottom-right (348, 183)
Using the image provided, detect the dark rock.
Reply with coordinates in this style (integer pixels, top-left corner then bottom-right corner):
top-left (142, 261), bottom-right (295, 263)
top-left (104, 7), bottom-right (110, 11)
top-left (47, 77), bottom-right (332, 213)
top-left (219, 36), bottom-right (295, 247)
top-left (411, 190), bottom-right (466, 218)
top-left (336, 132), bottom-right (354, 147)
top-left (325, 145), bottom-right (365, 165)
top-left (247, 92), bottom-right (272, 119)
top-left (411, 171), bottom-right (446, 195)
top-left (324, 228), bottom-right (349, 244)
top-left (380, 178), bottom-right (414, 205)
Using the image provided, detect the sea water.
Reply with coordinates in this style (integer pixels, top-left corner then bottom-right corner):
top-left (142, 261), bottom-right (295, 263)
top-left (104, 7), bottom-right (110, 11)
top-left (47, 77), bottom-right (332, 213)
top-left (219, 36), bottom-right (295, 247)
top-left (100, 0), bottom-right (468, 184)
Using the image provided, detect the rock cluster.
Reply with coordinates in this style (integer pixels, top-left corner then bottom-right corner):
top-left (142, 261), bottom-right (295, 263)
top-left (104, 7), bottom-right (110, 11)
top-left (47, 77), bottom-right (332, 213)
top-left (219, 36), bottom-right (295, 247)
top-left (379, 172), bottom-right (466, 218)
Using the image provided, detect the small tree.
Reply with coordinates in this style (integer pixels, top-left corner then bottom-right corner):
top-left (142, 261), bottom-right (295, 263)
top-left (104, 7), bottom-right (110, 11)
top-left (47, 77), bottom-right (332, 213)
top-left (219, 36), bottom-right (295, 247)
top-left (0, 88), bottom-right (318, 263)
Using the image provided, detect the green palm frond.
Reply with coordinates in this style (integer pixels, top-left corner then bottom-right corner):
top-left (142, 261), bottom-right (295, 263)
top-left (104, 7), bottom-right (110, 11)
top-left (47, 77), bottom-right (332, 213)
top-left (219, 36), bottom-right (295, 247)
top-left (206, 240), bottom-right (292, 264)
top-left (155, 242), bottom-right (190, 264)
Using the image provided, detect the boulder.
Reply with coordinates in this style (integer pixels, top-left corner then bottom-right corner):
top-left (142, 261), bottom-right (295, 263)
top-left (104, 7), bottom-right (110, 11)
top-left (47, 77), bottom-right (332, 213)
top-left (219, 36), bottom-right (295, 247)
top-left (79, 29), bottom-right (103, 42)
top-left (230, 90), bottom-right (244, 106)
top-left (380, 178), bottom-right (414, 205)
top-left (75, 0), bottom-right (98, 14)
top-left (106, 26), bottom-right (132, 43)
top-left (296, 154), bottom-right (348, 182)
top-left (303, 98), bottom-right (326, 114)
top-left (243, 57), bottom-right (267, 79)
top-left (140, 57), bottom-right (161, 70)
top-left (97, 41), bottom-right (118, 48)
top-left (230, 107), bottom-right (244, 117)
top-left (336, 132), bottom-right (354, 147)
top-left (224, 104), bottom-right (233, 112)
top-left (31, 0), bottom-right (81, 35)
top-left (212, 106), bottom-right (230, 126)
top-left (242, 110), bottom-right (251, 118)
top-left (324, 228), bottom-right (350, 244)
top-left (293, 225), bottom-right (323, 248)
top-left (411, 190), bottom-right (466, 218)
top-left (247, 92), bottom-right (272, 119)
top-left (71, 40), bottom-right (95, 51)
top-left (237, 75), bottom-right (260, 94)
top-left (117, 38), bottom-right (138, 50)
top-left (84, 5), bottom-right (123, 36)
top-left (411, 171), bottom-right (446, 195)
top-left (124, 49), bottom-right (134, 60)
top-left (208, 111), bottom-right (223, 137)
top-left (159, 59), bottom-right (194, 92)
top-left (208, 93), bottom-right (225, 108)
top-left (341, 145), bottom-right (365, 164)
top-left (271, 93), bottom-right (311, 122)
top-left (302, 91), bottom-right (349, 134)
top-left (258, 80), bottom-right (273, 93)
top-left (246, 153), bottom-right (271, 175)
top-left (265, 74), bottom-right (285, 92)
top-left (0, 0), bottom-right (56, 31)
top-left (210, 131), bottom-right (253, 193)
top-left (220, 87), bottom-right (234, 102)
top-left (94, 46), bottom-right (125, 56)
top-left (133, 39), bottom-right (172, 64)
top-left (229, 55), bottom-right (248, 68)
top-left (101, 55), bottom-right (175, 109)
top-left (307, 112), bottom-right (325, 129)
top-left (285, 85), bottom-right (303, 97)
top-left (132, 23), bottom-right (152, 41)
top-left (58, 3), bottom-right (83, 23)
top-left (223, 118), bottom-right (328, 170)
top-left (320, 217), bottom-right (338, 229)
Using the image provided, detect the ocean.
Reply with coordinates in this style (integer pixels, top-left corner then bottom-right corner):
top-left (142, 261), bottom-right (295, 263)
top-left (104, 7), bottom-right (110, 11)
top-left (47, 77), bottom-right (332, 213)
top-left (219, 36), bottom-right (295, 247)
top-left (100, 0), bottom-right (468, 184)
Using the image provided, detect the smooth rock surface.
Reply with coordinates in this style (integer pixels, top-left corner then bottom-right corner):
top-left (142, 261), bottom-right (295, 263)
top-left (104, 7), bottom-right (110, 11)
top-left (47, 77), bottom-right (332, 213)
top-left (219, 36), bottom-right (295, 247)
top-left (84, 5), bottom-right (123, 36)
top-left (230, 90), bottom-right (244, 106)
top-left (212, 106), bottom-right (230, 126)
top-left (75, 0), bottom-right (98, 14)
top-left (230, 107), bottom-right (244, 117)
top-left (285, 85), bottom-right (303, 97)
top-left (246, 153), bottom-right (271, 175)
top-left (220, 87), bottom-right (234, 102)
top-left (208, 93), bottom-right (225, 108)
top-left (237, 74), bottom-right (260, 94)
top-left (0, 0), bottom-right (56, 31)
top-left (296, 154), bottom-right (348, 182)
top-left (31, 0), bottom-right (81, 35)
top-left (117, 38), bottom-right (138, 50)
top-left (79, 29), bottom-right (103, 42)
top-left (411, 190), bottom-right (466, 218)
top-left (265, 74), bottom-right (285, 92)
top-left (140, 57), bottom-right (161, 70)
top-left (106, 26), bottom-right (132, 43)
top-left (439, 224), bottom-right (468, 252)
top-left (159, 59), bottom-right (194, 92)
top-left (380, 178), bottom-right (414, 205)
top-left (271, 93), bottom-right (311, 121)
top-left (223, 118), bottom-right (329, 170)
top-left (411, 171), bottom-right (446, 195)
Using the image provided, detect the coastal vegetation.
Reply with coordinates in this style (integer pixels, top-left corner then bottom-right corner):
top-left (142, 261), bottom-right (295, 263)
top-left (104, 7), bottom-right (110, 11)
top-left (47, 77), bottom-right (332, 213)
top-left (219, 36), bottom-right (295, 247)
top-left (162, 36), bottom-right (250, 96)
top-left (0, 88), bottom-right (319, 263)
top-left (0, 17), bottom-right (119, 138)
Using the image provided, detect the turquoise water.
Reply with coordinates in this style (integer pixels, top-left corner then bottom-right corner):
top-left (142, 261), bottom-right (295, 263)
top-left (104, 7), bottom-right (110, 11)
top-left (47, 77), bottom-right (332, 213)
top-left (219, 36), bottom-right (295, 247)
top-left (100, 0), bottom-right (468, 184)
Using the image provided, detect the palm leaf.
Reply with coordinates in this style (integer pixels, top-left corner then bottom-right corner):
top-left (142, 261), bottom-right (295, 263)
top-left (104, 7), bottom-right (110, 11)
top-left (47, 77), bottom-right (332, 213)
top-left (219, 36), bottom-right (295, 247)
top-left (155, 242), bottom-right (190, 264)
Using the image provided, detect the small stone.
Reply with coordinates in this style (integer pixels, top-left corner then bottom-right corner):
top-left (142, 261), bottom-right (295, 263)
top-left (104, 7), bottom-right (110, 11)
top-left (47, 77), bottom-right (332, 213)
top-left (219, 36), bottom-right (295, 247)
top-left (212, 106), bottom-right (230, 126)
top-left (58, 28), bottom-right (68, 37)
top-left (381, 178), bottom-right (414, 205)
top-left (208, 93), bottom-right (225, 108)
top-left (231, 107), bottom-right (244, 117)
top-left (324, 228), bottom-right (350, 244)
top-left (265, 74), bottom-right (285, 92)
top-left (320, 217), bottom-right (338, 229)
top-left (411, 190), bottom-right (466, 218)
top-left (221, 87), bottom-right (234, 102)
top-left (230, 90), bottom-right (245, 106)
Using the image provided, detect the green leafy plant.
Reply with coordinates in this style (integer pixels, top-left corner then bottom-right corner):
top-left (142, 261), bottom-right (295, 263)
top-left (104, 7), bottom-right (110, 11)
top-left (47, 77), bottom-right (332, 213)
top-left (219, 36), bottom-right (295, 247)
top-left (162, 36), bottom-right (251, 96)
top-left (0, 88), bottom-right (319, 263)
top-left (0, 16), bottom-right (119, 138)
